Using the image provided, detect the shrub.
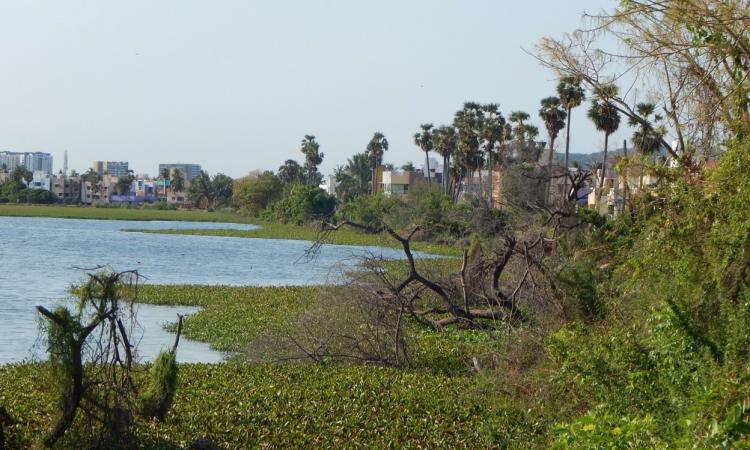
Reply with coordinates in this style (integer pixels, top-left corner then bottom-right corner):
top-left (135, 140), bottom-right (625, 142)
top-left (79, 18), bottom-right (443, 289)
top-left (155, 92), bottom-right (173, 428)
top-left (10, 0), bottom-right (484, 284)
top-left (272, 185), bottom-right (336, 225)
top-left (139, 350), bottom-right (178, 421)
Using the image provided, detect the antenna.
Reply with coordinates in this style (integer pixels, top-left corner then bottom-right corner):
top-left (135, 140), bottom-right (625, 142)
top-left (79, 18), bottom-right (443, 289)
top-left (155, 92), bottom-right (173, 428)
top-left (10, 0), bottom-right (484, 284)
top-left (63, 149), bottom-right (68, 176)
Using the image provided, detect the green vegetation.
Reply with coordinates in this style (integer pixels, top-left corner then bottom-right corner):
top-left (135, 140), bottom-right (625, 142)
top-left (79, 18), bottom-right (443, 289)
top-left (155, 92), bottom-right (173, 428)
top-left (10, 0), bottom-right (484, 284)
top-left (127, 222), bottom-right (461, 256)
top-left (0, 362), bottom-right (495, 449)
top-left (136, 285), bottom-right (316, 353)
top-left (0, 204), bottom-right (254, 223)
top-left (4, 2), bottom-right (750, 448)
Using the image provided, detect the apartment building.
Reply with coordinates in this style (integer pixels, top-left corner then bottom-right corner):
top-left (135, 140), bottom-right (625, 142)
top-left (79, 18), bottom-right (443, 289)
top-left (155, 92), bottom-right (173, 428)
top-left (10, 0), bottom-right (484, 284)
top-left (0, 151), bottom-right (53, 174)
top-left (158, 163), bottom-right (202, 182)
top-left (92, 161), bottom-right (129, 177)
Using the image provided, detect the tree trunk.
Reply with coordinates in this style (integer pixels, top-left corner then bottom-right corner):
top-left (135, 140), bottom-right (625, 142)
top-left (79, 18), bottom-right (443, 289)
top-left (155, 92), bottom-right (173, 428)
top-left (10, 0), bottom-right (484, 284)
top-left (599, 132), bottom-right (609, 189)
top-left (563, 106), bottom-right (572, 197)
top-left (442, 156), bottom-right (448, 195)
top-left (546, 137), bottom-right (555, 205)
top-left (487, 150), bottom-right (493, 207)
top-left (425, 152), bottom-right (431, 186)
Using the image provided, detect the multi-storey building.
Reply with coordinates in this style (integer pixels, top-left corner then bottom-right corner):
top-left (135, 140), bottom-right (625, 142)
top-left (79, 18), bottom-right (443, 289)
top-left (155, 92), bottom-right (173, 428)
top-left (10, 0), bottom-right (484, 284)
top-left (51, 174), bottom-right (82, 203)
top-left (0, 151), bottom-right (53, 174)
top-left (92, 161), bottom-right (129, 177)
top-left (158, 163), bottom-right (202, 182)
top-left (22, 152), bottom-right (53, 174)
top-left (0, 152), bottom-right (22, 172)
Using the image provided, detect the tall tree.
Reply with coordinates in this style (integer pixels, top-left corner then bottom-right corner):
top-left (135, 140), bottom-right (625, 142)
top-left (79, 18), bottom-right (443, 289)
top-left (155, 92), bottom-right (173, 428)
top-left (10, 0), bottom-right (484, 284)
top-left (453, 103), bottom-right (484, 197)
top-left (115, 170), bottom-right (135, 195)
top-left (211, 173), bottom-right (233, 207)
top-left (277, 159), bottom-right (305, 185)
top-left (539, 96), bottom-right (567, 202)
top-left (334, 152), bottom-right (371, 202)
top-left (170, 168), bottom-right (185, 194)
top-left (587, 84), bottom-right (622, 189)
top-left (159, 167), bottom-right (170, 197)
top-left (480, 104), bottom-right (506, 205)
top-left (413, 124), bottom-right (434, 186)
top-left (630, 102), bottom-right (666, 189)
top-left (300, 135), bottom-right (323, 185)
top-left (431, 125), bottom-right (457, 195)
top-left (557, 76), bottom-right (586, 185)
top-left (366, 132), bottom-right (389, 195)
top-left (187, 170), bottom-right (215, 209)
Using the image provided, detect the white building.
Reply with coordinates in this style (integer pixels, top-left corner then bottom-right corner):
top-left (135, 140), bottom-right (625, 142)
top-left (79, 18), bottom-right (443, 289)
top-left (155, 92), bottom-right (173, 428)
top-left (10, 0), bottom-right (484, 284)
top-left (27, 171), bottom-right (52, 190)
top-left (319, 175), bottom-right (337, 196)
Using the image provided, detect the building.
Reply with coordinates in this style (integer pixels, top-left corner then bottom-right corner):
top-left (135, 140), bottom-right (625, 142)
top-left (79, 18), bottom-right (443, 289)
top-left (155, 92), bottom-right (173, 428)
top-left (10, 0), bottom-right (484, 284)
top-left (419, 157), bottom-right (443, 185)
top-left (0, 151), bottom-right (53, 174)
top-left (319, 175), bottom-right (337, 196)
top-left (158, 163), bottom-right (202, 182)
top-left (0, 152), bottom-right (22, 172)
top-left (22, 152), bottom-right (53, 174)
top-left (81, 174), bottom-right (119, 205)
top-left (92, 161), bottom-right (129, 177)
top-left (380, 170), bottom-right (420, 195)
top-left (27, 171), bottom-right (52, 191)
top-left (51, 174), bottom-right (82, 203)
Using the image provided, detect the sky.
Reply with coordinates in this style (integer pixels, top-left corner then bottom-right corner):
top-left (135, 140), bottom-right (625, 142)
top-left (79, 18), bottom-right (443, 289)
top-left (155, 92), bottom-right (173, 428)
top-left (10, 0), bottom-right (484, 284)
top-left (0, 0), bottom-right (629, 178)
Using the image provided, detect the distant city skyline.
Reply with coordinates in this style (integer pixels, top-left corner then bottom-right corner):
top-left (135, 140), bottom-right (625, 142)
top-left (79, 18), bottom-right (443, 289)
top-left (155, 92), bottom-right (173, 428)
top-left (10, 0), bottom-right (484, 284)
top-left (0, 1), bottom-right (634, 178)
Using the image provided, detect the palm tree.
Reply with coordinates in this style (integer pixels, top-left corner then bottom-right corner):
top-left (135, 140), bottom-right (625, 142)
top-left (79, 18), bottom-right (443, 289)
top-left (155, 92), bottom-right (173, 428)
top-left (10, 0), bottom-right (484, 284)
top-left (539, 96), bottom-right (567, 203)
top-left (431, 125), bottom-right (456, 195)
top-left (170, 168), bottom-right (185, 195)
top-left (557, 76), bottom-right (586, 185)
top-left (366, 132), bottom-right (389, 194)
top-left (278, 159), bottom-right (305, 185)
top-left (334, 152), bottom-right (372, 202)
top-left (158, 167), bottom-right (170, 197)
top-left (300, 135), bottom-right (323, 185)
top-left (413, 124), bottom-right (434, 186)
top-left (187, 170), bottom-right (214, 209)
top-left (480, 104), bottom-right (505, 205)
top-left (453, 103), bottom-right (484, 196)
top-left (508, 111), bottom-right (531, 141)
top-left (629, 102), bottom-right (666, 189)
top-left (587, 85), bottom-right (622, 189)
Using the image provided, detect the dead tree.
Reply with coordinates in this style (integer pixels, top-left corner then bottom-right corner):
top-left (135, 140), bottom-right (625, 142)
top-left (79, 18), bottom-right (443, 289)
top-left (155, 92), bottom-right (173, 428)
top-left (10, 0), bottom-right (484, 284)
top-left (320, 220), bottom-right (553, 331)
top-left (36, 269), bottom-right (183, 448)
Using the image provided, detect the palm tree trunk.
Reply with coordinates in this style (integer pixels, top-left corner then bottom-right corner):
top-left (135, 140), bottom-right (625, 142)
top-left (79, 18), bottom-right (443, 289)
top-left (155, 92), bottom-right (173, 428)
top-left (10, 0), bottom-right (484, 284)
top-left (563, 106), bottom-right (572, 196)
top-left (487, 151), bottom-right (493, 207)
top-left (444, 156), bottom-right (449, 195)
top-left (546, 137), bottom-right (555, 205)
top-left (425, 152), bottom-right (431, 186)
top-left (599, 132), bottom-right (609, 189)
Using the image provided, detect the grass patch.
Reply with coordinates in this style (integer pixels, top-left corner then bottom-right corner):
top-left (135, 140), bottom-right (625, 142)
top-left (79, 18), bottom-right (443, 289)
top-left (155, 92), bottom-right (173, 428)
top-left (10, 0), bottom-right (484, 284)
top-left (127, 224), bottom-right (462, 256)
top-left (0, 204), bottom-right (254, 223)
top-left (137, 285), bottom-right (315, 353)
top-left (0, 362), bottom-right (496, 449)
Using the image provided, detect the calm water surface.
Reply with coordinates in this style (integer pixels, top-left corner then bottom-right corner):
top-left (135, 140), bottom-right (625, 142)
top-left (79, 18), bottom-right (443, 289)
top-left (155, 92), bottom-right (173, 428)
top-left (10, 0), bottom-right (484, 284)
top-left (0, 216), bottom-right (405, 364)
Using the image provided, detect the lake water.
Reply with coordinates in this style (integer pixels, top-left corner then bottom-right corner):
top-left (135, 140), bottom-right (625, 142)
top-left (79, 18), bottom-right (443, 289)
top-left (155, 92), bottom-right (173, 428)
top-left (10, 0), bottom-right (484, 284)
top-left (0, 216), bottom-right (407, 364)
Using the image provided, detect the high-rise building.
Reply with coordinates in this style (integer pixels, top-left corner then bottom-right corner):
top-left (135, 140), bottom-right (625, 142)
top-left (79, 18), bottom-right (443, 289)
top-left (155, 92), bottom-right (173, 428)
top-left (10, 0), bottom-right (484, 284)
top-left (0, 152), bottom-right (22, 172)
top-left (92, 161), bottom-right (129, 177)
top-left (22, 152), bottom-right (53, 174)
top-left (0, 151), bottom-right (53, 174)
top-left (158, 163), bottom-right (202, 182)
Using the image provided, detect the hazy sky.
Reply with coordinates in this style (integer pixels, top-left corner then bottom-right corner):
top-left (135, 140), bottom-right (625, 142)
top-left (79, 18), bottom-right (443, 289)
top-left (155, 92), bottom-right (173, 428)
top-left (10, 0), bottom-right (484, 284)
top-left (0, 1), bottom-right (628, 178)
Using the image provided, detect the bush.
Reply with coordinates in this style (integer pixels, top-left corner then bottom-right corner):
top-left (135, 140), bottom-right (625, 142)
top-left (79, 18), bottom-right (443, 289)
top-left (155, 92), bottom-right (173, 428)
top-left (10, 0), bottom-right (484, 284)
top-left (139, 350), bottom-right (178, 421)
top-left (272, 185), bottom-right (336, 225)
top-left (232, 172), bottom-right (283, 215)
